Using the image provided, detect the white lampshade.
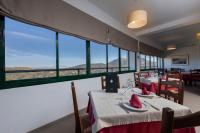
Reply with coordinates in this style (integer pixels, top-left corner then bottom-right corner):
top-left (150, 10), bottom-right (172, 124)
top-left (127, 10), bottom-right (147, 29)
top-left (197, 33), bottom-right (200, 40)
top-left (167, 44), bottom-right (176, 50)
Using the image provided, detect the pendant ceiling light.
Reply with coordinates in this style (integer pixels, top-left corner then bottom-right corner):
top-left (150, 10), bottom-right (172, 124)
top-left (167, 44), bottom-right (176, 51)
top-left (127, 10), bottom-right (147, 29)
top-left (197, 32), bottom-right (200, 40)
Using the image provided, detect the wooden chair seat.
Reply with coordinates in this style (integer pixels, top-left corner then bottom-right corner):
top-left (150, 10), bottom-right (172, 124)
top-left (80, 114), bottom-right (91, 131)
top-left (71, 82), bottom-right (92, 133)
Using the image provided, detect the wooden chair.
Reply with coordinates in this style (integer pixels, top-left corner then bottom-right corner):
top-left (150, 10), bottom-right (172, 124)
top-left (160, 107), bottom-right (199, 133)
top-left (158, 79), bottom-right (184, 104)
top-left (71, 82), bottom-right (91, 133)
top-left (166, 73), bottom-right (182, 81)
top-left (134, 72), bottom-right (141, 88)
top-left (101, 75), bottom-right (120, 90)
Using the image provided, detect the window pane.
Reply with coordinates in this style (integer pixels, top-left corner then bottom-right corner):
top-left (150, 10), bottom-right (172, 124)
top-left (59, 34), bottom-right (86, 76)
top-left (121, 49), bottom-right (128, 71)
top-left (158, 57), bottom-right (163, 68)
top-left (108, 45), bottom-right (119, 72)
top-left (140, 54), bottom-right (145, 69)
top-left (146, 55), bottom-right (150, 69)
top-left (90, 42), bottom-right (106, 73)
top-left (129, 52), bottom-right (135, 70)
top-left (5, 17), bottom-right (56, 81)
top-left (151, 56), bottom-right (157, 69)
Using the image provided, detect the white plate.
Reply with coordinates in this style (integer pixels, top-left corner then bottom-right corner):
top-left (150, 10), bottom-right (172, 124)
top-left (122, 102), bottom-right (150, 112)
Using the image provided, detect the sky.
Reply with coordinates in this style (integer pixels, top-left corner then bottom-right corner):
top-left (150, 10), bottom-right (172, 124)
top-left (5, 17), bottom-right (128, 68)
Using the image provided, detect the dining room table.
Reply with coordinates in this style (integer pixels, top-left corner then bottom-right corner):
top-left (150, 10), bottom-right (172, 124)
top-left (87, 88), bottom-right (196, 133)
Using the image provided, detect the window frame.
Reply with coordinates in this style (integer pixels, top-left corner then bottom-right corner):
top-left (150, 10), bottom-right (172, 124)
top-left (0, 16), bottom-right (136, 89)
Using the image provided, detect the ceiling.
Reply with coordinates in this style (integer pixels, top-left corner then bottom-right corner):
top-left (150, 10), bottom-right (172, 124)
top-left (64, 0), bottom-right (200, 50)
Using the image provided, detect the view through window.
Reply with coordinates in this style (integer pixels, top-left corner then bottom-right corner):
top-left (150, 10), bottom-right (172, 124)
top-left (59, 34), bottom-right (86, 76)
top-left (90, 42), bottom-right (106, 73)
top-left (5, 17), bottom-right (56, 80)
top-left (121, 49), bottom-right (129, 71)
top-left (108, 45), bottom-right (119, 72)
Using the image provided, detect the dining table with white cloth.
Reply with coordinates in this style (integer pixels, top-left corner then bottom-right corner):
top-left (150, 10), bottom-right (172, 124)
top-left (87, 88), bottom-right (195, 133)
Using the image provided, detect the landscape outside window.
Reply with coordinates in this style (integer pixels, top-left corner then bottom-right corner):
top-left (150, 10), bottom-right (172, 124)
top-left (108, 45), bottom-right (119, 72)
top-left (146, 55), bottom-right (150, 69)
top-left (90, 41), bottom-right (106, 73)
top-left (59, 33), bottom-right (86, 76)
top-left (5, 18), bottom-right (56, 81)
top-left (129, 52), bottom-right (135, 70)
top-left (121, 49), bottom-right (129, 71)
top-left (3, 17), bottom-right (136, 82)
top-left (140, 54), bottom-right (145, 69)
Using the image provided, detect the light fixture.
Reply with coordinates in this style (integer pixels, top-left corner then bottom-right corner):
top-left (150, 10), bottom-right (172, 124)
top-left (127, 10), bottom-right (147, 29)
top-left (167, 44), bottom-right (176, 51)
top-left (197, 32), bottom-right (200, 40)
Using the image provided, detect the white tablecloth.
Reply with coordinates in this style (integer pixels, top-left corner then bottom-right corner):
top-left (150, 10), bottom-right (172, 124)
top-left (89, 88), bottom-right (191, 133)
top-left (140, 77), bottom-right (158, 85)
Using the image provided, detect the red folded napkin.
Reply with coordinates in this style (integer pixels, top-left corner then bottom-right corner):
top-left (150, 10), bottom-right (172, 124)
top-left (142, 87), bottom-right (150, 95)
top-left (150, 83), bottom-right (157, 93)
top-left (129, 94), bottom-right (142, 108)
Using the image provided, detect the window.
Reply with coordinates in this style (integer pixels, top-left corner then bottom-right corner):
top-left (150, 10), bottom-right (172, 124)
top-left (129, 52), bottom-right (135, 70)
top-left (108, 45), bottom-right (119, 72)
top-left (59, 34), bottom-right (86, 76)
top-left (146, 55), bottom-right (150, 69)
top-left (158, 57), bottom-right (163, 68)
top-left (151, 56), bottom-right (157, 69)
top-left (5, 17), bottom-right (56, 81)
top-left (140, 54), bottom-right (145, 70)
top-left (90, 42), bottom-right (106, 73)
top-left (121, 49), bottom-right (129, 71)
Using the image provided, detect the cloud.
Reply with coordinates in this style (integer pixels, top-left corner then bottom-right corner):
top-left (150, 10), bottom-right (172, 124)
top-left (6, 30), bottom-right (53, 42)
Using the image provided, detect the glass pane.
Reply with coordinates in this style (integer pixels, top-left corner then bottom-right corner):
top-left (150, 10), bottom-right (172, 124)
top-left (129, 52), bottom-right (135, 70)
top-left (90, 42), bottom-right (106, 73)
top-left (59, 34), bottom-right (86, 76)
top-left (158, 57), bottom-right (163, 68)
top-left (151, 56), bottom-right (157, 69)
top-left (108, 45), bottom-right (119, 72)
top-left (121, 49), bottom-right (128, 71)
top-left (5, 17), bottom-right (56, 81)
top-left (140, 54), bottom-right (145, 69)
top-left (146, 55), bottom-right (150, 69)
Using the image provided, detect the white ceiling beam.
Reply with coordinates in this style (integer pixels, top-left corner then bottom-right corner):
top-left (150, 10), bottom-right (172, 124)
top-left (135, 14), bottom-right (200, 36)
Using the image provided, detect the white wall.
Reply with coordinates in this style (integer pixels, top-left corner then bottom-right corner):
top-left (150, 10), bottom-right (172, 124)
top-left (164, 45), bottom-right (200, 71)
top-left (0, 73), bottom-right (134, 133)
top-left (0, 77), bottom-right (102, 133)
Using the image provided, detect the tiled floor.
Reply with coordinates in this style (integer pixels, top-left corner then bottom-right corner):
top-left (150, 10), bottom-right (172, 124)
top-left (30, 86), bottom-right (200, 133)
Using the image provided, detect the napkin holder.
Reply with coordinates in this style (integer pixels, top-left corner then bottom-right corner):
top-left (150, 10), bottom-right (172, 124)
top-left (106, 73), bottom-right (118, 93)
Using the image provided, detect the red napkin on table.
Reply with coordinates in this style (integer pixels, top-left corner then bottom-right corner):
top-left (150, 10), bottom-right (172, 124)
top-left (129, 94), bottom-right (142, 108)
top-left (142, 87), bottom-right (150, 95)
top-left (150, 83), bottom-right (157, 93)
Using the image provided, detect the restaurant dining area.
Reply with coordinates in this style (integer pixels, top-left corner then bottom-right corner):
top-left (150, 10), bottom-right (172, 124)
top-left (0, 0), bottom-right (200, 133)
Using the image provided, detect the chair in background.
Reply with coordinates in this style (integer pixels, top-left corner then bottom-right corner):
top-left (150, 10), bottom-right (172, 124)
top-left (101, 75), bottom-right (120, 90)
top-left (166, 73), bottom-right (182, 81)
top-left (134, 72), bottom-right (141, 88)
top-left (71, 82), bottom-right (91, 133)
top-left (158, 79), bottom-right (184, 104)
top-left (160, 107), bottom-right (199, 133)
top-left (191, 70), bottom-right (200, 86)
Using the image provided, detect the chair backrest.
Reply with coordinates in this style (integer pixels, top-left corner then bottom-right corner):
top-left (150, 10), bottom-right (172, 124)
top-left (101, 75), bottom-right (120, 90)
top-left (161, 107), bottom-right (200, 133)
top-left (134, 72), bottom-right (140, 87)
top-left (71, 82), bottom-right (83, 133)
top-left (158, 79), bottom-right (184, 104)
top-left (140, 71), bottom-right (150, 77)
top-left (166, 73), bottom-right (182, 81)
